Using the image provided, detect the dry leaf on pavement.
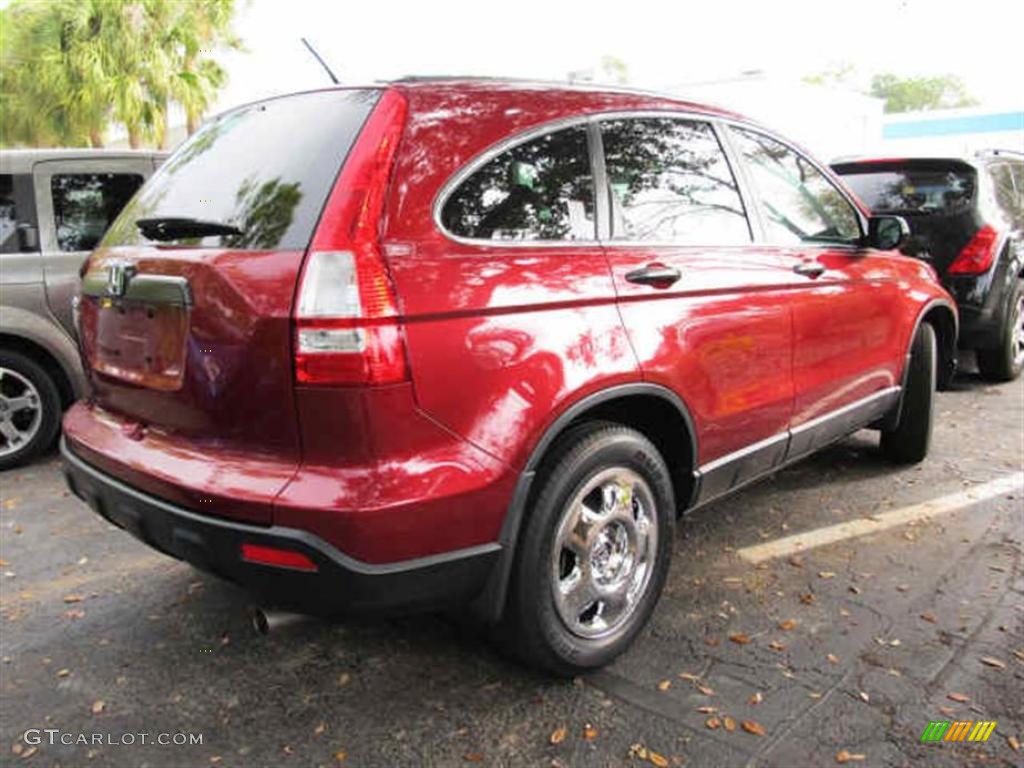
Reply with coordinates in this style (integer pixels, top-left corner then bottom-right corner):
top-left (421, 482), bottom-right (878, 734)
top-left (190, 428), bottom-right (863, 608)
top-left (550, 726), bottom-right (567, 745)
top-left (648, 752), bottom-right (669, 768)
top-left (723, 716), bottom-right (737, 732)
top-left (980, 656), bottom-right (1006, 669)
top-left (463, 753), bottom-right (484, 763)
top-left (920, 612), bottom-right (937, 623)
top-left (947, 692), bottom-right (970, 703)
top-left (697, 684), bottom-right (715, 696)
top-left (835, 750), bottom-right (866, 763)
top-left (62, 595), bottom-right (84, 604)
top-left (705, 717), bottom-right (721, 730)
top-left (697, 706), bottom-right (717, 713)
top-left (800, 593), bottom-right (816, 604)
top-left (91, 700), bottom-right (105, 715)
top-left (1006, 735), bottom-right (1019, 752)
top-left (749, 692), bottom-right (763, 705)
top-left (768, 640), bottom-right (786, 651)
top-left (657, 680), bottom-right (672, 691)
top-left (729, 633), bottom-right (751, 645)
top-left (827, 654), bottom-right (840, 664)
top-left (778, 619), bottom-right (797, 631)
top-left (741, 720), bottom-right (766, 736)
top-left (583, 724), bottom-right (598, 741)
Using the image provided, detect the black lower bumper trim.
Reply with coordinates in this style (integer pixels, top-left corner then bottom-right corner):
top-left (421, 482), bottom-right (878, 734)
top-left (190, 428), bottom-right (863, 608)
top-left (61, 439), bottom-right (499, 616)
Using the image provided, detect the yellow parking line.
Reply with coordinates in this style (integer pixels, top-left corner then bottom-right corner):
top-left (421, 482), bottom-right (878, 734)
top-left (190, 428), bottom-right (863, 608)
top-left (738, 472), bottom-right (1024, 564)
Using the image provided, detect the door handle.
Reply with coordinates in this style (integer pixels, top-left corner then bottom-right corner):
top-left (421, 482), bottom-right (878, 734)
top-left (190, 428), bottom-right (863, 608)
top-left (625, 263), bottom-right (681, 287)
top-left (793, 261), bottom-right (825, 279)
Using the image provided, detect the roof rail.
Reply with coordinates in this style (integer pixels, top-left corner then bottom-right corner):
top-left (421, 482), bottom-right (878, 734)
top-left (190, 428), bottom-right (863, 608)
top-left (975, 148), bottom-right (1024, 159)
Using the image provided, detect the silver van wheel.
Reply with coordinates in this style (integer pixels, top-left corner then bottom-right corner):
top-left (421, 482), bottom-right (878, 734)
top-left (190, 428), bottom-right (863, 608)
top-left (551, 467), bottom-right (658, 639)
top-left (0, 367), bottom-right (43, 458)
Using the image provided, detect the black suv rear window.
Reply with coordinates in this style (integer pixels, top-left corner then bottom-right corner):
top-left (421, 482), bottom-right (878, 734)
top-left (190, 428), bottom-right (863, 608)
top-left (835, 164), bottom-right (976, 215)
top-left (104, 89), bottom-right (379, 250)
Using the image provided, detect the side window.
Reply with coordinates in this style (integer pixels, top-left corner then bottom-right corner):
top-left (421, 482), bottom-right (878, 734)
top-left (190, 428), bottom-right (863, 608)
top-left (50, 173), bottom-right (144, 252)
top-left (730, 128), bottom-right (861, 245)
top-left (0, 173), bottom-right (39, 254)
top-left (441, 126), bottom-right (595, 241)
top-left (601, 118), bottom-right (750, 244)
top-left (989, 163), bottom-right (1022, 228)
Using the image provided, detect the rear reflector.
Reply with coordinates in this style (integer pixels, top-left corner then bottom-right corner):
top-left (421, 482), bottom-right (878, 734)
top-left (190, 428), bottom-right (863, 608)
top-left (240, 543), bottom-right (318, 572)
top-left (948, 225), bottom-right (1000, 275)
top-left (293, 89), bottom-right (410, 386)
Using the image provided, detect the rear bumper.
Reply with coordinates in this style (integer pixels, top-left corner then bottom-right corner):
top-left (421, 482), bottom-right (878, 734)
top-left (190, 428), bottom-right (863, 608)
top-left (61, 438), bottom-right (499, 616)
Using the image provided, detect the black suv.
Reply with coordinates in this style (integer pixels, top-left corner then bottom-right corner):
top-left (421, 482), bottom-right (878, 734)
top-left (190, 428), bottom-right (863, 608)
top-left (833, 151), bottom-right (1023, 382)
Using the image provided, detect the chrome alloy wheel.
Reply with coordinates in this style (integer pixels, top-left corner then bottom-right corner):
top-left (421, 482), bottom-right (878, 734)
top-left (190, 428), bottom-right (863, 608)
top-left (551, 467), bottom-right (658, 639)
top-left (0, 367), bottom-right (43, 458)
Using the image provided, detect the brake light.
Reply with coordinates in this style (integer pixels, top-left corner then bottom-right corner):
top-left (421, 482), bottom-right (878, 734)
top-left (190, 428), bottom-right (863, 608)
top-left (294, 89), bottom-right (409, 386)
top-left (240, 543), bottom-right (318, 572)
top-left (948, 225), bottom-right (1000, 275)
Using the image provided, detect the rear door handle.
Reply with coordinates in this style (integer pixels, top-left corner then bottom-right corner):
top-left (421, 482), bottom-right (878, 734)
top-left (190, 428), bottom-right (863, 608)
top-left (793, 261), bottom-right (825, 279)
top-left (625, 263), bottom-right (681, 287)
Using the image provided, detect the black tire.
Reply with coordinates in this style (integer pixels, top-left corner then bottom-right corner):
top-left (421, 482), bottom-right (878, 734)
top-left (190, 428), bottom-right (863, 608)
top-left (976, 281), bottom-right (1023, 382)
top-left (881, 323), bottom-right (936, 464)
top-left (0, 351), bottom-right (62, 470)
top-left (499, 421), bottom-right (675, 676)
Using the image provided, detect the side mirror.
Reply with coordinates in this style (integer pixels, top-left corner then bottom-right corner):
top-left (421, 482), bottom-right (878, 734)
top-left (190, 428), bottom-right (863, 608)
top-left (868, 215), bottom-right (909, 251)
top-left (16, 223), bottom-right (39, 252)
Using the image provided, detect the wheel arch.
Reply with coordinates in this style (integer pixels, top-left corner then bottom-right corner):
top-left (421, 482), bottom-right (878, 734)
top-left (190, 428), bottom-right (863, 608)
top-left (0, 331), bottom-right (78, 408)
top-left (916, 299), bottom-right (958, 391)
top-left (471, 382), bottom-right (699, 624)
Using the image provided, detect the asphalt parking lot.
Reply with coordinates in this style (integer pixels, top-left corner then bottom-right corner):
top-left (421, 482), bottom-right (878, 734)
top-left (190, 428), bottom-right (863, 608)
top-left (1, 362), bottom-right (1022, 768)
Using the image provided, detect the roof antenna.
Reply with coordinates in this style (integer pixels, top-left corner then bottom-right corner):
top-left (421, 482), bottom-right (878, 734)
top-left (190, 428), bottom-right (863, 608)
top-left (301, 37), bottom-right (339, 84)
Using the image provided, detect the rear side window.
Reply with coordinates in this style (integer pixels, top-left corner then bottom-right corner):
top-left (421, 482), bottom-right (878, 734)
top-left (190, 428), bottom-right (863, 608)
top-left (51, 173), bottom-right (144, 252)
top-left (732, 128), bottom-right (861, 245)
top-left (0, 173), bottom-right (38, 253)
top-left (104, 89), bottom-right (380, 250)
top-left (989, 163), bottom-right (1022, 227)
top-left (441, 125), bottom-right (595, 242)
top-left (836, 165), bottom-right (976, 216)
top-left (601, 118), bottom-right (750, 244)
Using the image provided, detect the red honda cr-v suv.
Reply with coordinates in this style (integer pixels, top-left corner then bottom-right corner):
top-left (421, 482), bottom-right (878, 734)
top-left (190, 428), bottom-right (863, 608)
top-left (62, 79), bottom-right (956, 675)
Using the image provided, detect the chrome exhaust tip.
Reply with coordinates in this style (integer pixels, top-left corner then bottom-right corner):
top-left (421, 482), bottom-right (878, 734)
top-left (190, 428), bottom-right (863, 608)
top-left (250, 606), bottom-right (309, 636)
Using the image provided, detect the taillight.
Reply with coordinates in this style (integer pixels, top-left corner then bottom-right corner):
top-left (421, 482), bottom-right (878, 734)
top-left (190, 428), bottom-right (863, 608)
top-left (294, 89), bottom-right (409, 386)
top-left (240, 543), bottom-right (318, 572)
top-left (948, 225), bottom-right (1000, 275)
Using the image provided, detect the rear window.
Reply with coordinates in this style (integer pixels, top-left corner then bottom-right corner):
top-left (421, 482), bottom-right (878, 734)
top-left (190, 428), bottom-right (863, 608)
top-left (103, 89), bottom-right (379, 250)
top-left (836, 164), bottom-right (976, 215)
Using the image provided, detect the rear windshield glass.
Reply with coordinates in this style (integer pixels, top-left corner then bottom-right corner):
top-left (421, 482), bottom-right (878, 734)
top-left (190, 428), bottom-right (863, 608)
top-left (836, 166), bottom-right (976, 215)
top-left (104, 89), bottom-right (379, 250)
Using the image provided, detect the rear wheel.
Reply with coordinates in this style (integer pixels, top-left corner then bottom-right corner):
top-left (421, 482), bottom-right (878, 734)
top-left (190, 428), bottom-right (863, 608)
top-left (0, 351), bottom-right (62, 470)
top-left (881, 323), bottom-right (936, 464)
top-left (500, 422), bottom-right (674, 676)
top-left (976, 281), bottom-right (1023, 382)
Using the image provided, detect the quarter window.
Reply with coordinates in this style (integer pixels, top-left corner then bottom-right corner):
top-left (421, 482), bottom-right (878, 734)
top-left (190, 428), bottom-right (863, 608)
top-left (51, 173), bottom-right (144, 252)
top-left (601, 118), bottom-right (750, 244)
top-left (731, 128), bottom-right (861, 245)
top-left (441, 126), bottom-right (595, 241)
top-left (0, 173), bottom-right (39, 254)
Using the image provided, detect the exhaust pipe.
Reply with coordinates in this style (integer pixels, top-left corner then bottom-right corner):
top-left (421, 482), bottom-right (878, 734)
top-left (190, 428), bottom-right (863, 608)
top-left (250, 606), bottom-right (310, 636)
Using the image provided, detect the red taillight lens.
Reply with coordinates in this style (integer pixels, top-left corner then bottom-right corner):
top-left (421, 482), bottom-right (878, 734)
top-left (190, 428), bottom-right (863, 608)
top-left (240, 543), bottom-right (318, 572)
top-left (294, 89), bottom-right (409, 386)
top-left (948, 225), bottom-right (1000, 275)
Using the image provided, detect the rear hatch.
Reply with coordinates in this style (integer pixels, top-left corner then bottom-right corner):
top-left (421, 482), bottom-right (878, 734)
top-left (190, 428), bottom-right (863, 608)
top-left (833, 158), bottom-right (983, 274)
top-left (73, 88), bottom-right (380, 523)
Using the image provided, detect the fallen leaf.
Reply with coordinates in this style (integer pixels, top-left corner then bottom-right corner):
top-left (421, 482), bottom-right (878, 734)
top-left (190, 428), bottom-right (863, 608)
top-left (809, 692), bottom-right (823, 699)
top-left (818, 571), bottom-right (836, 579)
top-left (839, 607), bottom-right (851, 617)
top-left (748, 692), bottom-right (763, 705)
top-left (56, 668), bottom-right (71, 678)
top-left (741, 720), bottom-right (766, 736)
top-left (648, 752), bottom-right (669, 768)
top-left (827, 654), bottom-right (840, 664)
top-left (313, 722), bottom-right (326, 736)
top-left (12, 743), bottom-right (23, 755)
top-left (333, 751), bottom-right (347, 763)
top-left (463, 753), bottom-right (484, 763)
top-left (947, 692), bottom-right (970, 703)
top-left (18, 746), bottom-right (37, 759)
top-left (768, 640), bottom-right (786, 651)
top-left (697, 685), bottom-right (715, 696)
top-left (848, 585), bottom-right (861, 595)
top-left (1013, 649), bottom-right (1024, 662)
top-left (630, 744), bottom-right (648, 760)
top-left (938, 705), bottom-right (955, 715)
top-left (677, 672), bottom-right (701, 682)
top-left (583, 724), bottom-right (598, 741)
top-left (63, 609), bottom-right (85, 620)
top-left (729, 632), bottom-right (751, 645)
top-left (723, 716), bottom-right (737, 732)
top-left (835, 750), bottom-right (866, 763)
top-left (920, 612), bottom-right (937, 624)
top-left (1007, 735), bottom-right (1020, 752)
top-left (788, 555), bottom-right (804, 568)
top-left (980, 656), bottom-right (1006, 669)
top-left (657, 680), bottom-right (672, 691)
top-left (282, 746), bottom-right (294, 755)
top-left (895, 584), bottom-right (909, 592)
top-left (337, 672), bottom-right (351, 687)
top-left (91, 700), bottom-right (105, 715)
top-left (705, 717), bottom-right (721, 730)
top-left (63, 594), bottom-right (84, 604)
top-left (705, 637), bottom-right (720, 647)
top-left (550, 726), bottom-right (567, 745)
top-left (696, 706), bottom-right (717, 714)
top-left (889, 639), bottom-right (901, 647)
top-left (800, 593), bottom-right (816, 605)
top-left (778, 619), bottom-right (797, 631)
top-left (859, 691), bottom-right (869, 703)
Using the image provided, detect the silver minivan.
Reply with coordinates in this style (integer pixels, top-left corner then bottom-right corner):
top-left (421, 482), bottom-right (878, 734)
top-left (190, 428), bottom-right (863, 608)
top-left (0, 149), bottom-right (165, 468)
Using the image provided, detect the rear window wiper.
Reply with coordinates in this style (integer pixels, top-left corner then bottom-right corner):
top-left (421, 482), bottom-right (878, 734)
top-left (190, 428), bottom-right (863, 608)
top-left (136, 217), bottom-right (243, 241)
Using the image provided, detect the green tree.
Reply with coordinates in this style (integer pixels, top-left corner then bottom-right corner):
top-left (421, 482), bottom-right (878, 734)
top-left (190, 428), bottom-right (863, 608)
top-left (0, 0), bottom-right (240, 149)
top-left (869, 73), bottom-right (978, 113)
